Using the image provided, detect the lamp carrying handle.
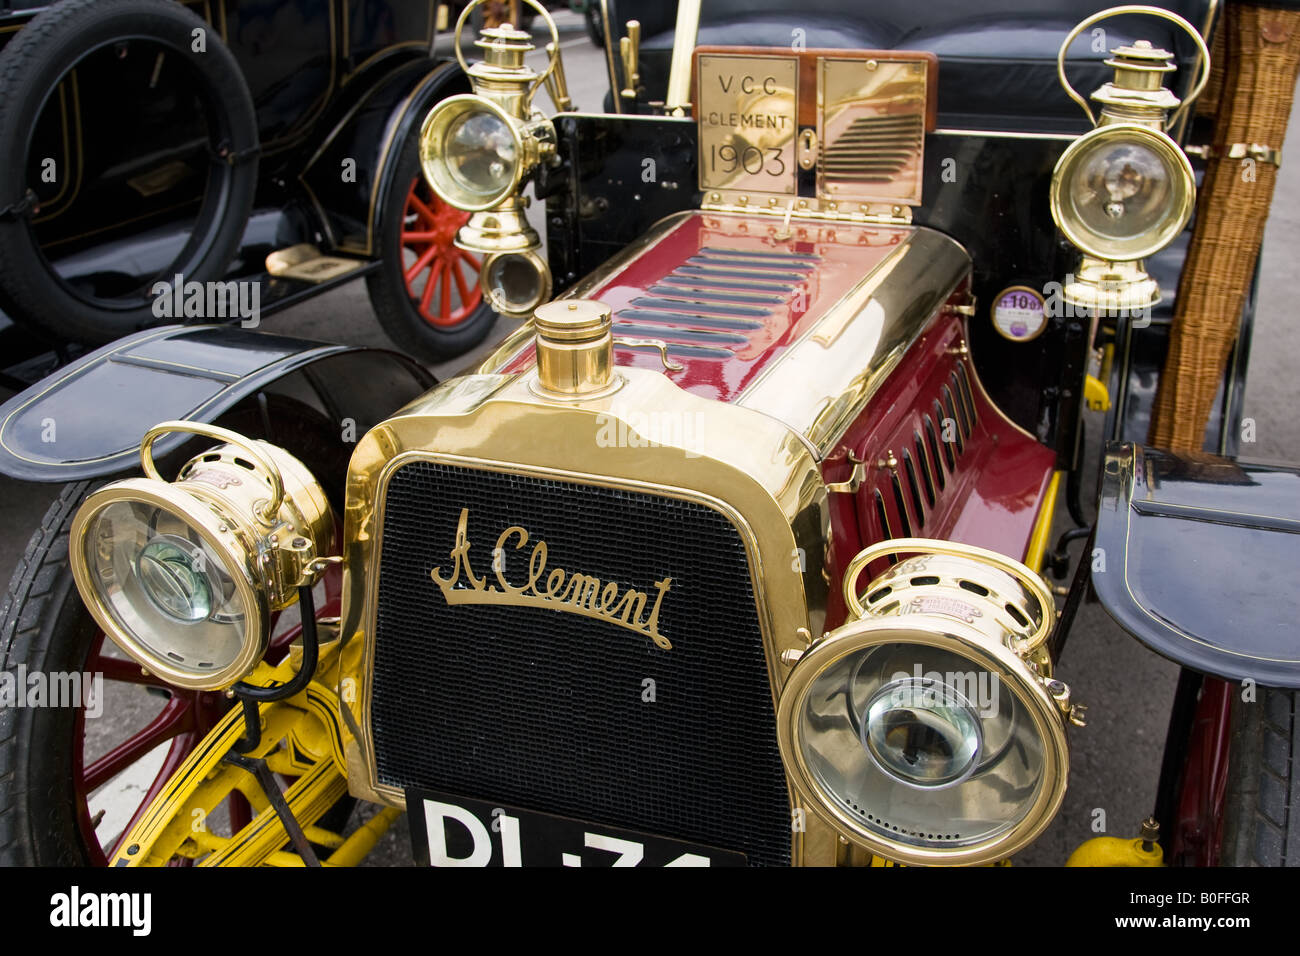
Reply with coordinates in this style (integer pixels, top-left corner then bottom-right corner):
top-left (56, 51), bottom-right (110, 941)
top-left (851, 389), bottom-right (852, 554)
top-left (140, 420), bottom-right (285, 524)
top-left (842, 537), bottom-right (1057, 651)
top-left (1056, 4), bottom-right (1212, 130)
top-left (453, 0), bottom-right (562, 109)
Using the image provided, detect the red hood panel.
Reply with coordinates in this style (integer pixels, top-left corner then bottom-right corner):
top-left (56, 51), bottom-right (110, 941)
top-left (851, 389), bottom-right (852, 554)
top-left (503, 211), bottom-right (911, 403)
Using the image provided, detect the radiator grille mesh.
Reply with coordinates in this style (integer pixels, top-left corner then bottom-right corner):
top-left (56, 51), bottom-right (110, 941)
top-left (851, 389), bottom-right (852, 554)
top-left (371, 460), bottom-right (792, 866)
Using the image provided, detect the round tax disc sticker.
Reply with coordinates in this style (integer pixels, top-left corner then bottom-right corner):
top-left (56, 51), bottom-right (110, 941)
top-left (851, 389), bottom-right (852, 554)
top-left (992, 286), bottom-right (1047, 341)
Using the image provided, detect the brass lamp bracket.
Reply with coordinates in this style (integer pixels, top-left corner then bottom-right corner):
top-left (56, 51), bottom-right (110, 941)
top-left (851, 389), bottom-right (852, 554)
top-left (1185, 142), bottom-right (1283, 166)
top-left (619, 19), bottom-right (641, 101)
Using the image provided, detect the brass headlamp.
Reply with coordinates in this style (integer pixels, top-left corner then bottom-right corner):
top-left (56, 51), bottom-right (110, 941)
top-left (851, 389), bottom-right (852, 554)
top-left (777, 540), bottom-right (1084, 866)
top-left (69, 422), bottom-right (333, 691)
top-left (1051, 5), bottom-right (1208, 316)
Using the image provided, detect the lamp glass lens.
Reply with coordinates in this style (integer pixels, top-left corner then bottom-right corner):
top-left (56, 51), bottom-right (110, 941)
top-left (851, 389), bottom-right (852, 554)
top-left (1067, 139), bottom-right (1172, 251)
top-left (486, 253), bottom-right (545, 314)
top-left (445, 109), bottom-right (518, 201)
top-left (797, 642), bottom-right (1046, 849)
top-left (83, 500), bottom-right (251, 677)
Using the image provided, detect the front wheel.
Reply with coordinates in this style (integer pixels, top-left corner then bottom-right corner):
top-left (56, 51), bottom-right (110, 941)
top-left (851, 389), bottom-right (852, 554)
top-left (1220, 685), bottom-right (1299, 866)
top-left (0, 397), bottom-right (350, 865)
top-left (364, 136), bottom-right (498, 362)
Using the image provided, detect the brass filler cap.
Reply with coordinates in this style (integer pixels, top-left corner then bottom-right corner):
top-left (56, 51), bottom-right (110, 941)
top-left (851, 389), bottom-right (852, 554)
top-left (533, 299), bottom-right (615, 396)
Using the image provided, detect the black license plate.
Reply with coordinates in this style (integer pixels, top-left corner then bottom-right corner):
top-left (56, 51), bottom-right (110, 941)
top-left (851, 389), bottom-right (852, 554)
top-left (407, 790), bottom-right (748, 867)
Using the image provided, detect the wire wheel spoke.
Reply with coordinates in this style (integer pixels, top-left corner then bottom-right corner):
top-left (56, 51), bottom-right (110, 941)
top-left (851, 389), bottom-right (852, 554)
top-left (399, 178), bottom-right (482, 327)
top-left (404, 243), bottom-right (440, 286)
top-left (83, 694), bottom-right (196, 793)
top-left (419, 256), bottom-right (442, 314)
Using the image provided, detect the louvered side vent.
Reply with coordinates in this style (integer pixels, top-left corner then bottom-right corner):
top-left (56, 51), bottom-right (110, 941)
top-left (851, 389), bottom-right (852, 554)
top-left (902, 450), bottom-right (926, 530)
top-left (954, 364), bottom-right (979, 429)
top-left (821, 114), bottom-right (924, 186)
top-left (870, 374), bottom-right (977, 544)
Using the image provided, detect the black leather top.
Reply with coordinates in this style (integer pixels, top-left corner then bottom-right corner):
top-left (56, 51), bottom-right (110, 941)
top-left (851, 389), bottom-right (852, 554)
top-left (611, 1), bottom-right (1217, 132)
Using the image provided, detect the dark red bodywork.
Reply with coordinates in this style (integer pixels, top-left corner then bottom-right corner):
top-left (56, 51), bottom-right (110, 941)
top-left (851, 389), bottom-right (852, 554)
top-left (500, 211), bottom-right (1057, 631)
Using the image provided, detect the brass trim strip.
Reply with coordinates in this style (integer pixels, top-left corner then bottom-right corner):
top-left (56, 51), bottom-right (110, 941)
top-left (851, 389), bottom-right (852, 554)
top-left (932, 128), bottom-right (1078, 141)
top-left (600, 0), bottom-right (622, 115)
top-left (1025, 470), bottom-right (1063, 571)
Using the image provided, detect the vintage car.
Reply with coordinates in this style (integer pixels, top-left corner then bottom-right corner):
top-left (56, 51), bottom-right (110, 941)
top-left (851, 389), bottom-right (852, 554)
top-left (0, 0), bottom-right (1296, 868)
top-left (0, 0), bottom-right (499, 369)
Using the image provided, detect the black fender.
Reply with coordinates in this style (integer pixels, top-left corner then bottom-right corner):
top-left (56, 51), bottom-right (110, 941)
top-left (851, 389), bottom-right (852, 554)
top-left (298, 58), bottom-right (471, 256)
top-left (0, 324), bottom-right (434, 482)
top-left (1092, 442), bottom-right (1300, 689)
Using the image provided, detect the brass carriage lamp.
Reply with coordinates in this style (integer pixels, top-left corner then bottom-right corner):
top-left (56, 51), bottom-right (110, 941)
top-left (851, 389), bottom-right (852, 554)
top-left (1050, 7), bottom-right (1208, 317)
top-left (418, 0), bottom-right (569, 317)
top-left (68, 422), bottom-right (334, 691)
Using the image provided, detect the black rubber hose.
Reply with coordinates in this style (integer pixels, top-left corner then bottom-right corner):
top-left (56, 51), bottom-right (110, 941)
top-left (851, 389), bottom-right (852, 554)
top-left (233, 584), bottom-right (319, 703)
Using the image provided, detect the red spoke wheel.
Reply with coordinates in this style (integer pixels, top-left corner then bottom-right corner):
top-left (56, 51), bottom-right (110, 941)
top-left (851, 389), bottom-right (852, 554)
top-left (401, 181), bottom-right (483, 329)
top-left (69, 569), bottom-right (343, 864)
top-left (365, 131), bottom-right (498, 362)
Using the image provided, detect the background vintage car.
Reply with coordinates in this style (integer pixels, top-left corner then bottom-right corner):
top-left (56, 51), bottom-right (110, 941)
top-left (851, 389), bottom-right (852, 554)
top-left (0, 1), bottom-right (1297, 869)
top-left (0, 0), bottom-right (509, 371)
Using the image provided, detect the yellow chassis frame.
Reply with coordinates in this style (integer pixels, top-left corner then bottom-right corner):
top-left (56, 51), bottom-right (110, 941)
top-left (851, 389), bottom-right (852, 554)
top-left (110, 642), bottom-right (399, 867)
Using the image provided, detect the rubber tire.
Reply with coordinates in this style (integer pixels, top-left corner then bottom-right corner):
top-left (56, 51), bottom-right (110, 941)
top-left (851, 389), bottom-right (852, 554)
top-left (364, 135), bottom-right (498, 362)
top-left (0, 0), bottom-right (258, 345)
top-left (1220, 686), bottom-right (1299, 866)
top-left (585, 4), bottom-right (605, 48)
top-left (0, 481), bottom-right (102, 865)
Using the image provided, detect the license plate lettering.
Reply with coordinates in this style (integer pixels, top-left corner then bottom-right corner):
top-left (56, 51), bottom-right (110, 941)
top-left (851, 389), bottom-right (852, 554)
top-left (409, 790), bottom-right (746, 867)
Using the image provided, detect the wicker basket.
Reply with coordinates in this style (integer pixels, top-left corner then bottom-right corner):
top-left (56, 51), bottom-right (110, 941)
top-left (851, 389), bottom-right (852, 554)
top-left (1150, 5), bottom-right (1300, 451)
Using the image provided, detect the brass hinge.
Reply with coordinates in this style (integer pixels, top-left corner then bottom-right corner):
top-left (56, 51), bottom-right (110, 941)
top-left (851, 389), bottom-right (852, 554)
top-left (701, 191), bottom-right (913, 227)
top-left (827, 450), bottom-right (898, 494)
top-left (1184, 142), bottom-right (1282, 166)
